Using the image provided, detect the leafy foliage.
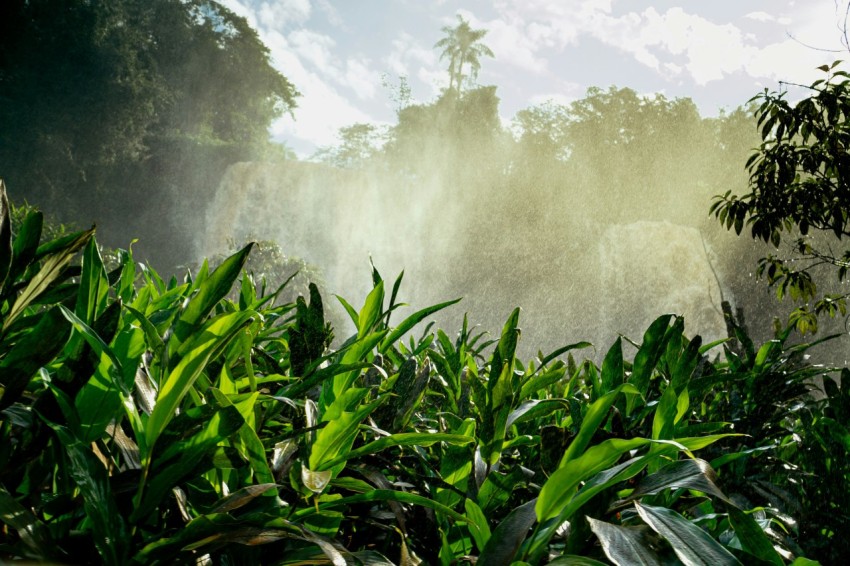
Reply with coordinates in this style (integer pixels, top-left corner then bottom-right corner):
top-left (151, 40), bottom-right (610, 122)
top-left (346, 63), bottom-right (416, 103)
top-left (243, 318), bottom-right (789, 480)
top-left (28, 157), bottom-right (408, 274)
top-left (0, 180), bottom-right (842, 564)
top-left (712, 61), bottom-right (850, 333)
top-left (0, 0), bottom-right (298, 267)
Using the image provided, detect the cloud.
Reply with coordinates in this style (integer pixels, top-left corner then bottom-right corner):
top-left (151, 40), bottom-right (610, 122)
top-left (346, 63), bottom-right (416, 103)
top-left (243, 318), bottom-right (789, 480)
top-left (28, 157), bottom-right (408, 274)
top-left (257, 0), bottom-right (312, 28)
top-left (745, 11), bottom-right (775, 23)
top-left (485, 1), bottom-right (834, 87)
top-left (288, 29), bottom-right (336, 71)
top-left (344, 58), bottom-right (382, 100)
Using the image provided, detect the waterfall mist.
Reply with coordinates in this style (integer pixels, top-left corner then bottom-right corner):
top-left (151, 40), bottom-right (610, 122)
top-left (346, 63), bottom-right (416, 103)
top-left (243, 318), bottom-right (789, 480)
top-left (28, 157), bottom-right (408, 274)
top-left (194, 87), bottom-right (833, 358)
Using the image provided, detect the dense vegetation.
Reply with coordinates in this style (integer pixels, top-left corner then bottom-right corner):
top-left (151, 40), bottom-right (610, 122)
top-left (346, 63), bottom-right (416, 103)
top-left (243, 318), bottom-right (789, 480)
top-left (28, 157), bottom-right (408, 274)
top-left (2, 4), bottom-right (850, 564)
top-left (0, 178), bottom-right (847, 564)
top-left (0, 0), bottom-right (298, 266)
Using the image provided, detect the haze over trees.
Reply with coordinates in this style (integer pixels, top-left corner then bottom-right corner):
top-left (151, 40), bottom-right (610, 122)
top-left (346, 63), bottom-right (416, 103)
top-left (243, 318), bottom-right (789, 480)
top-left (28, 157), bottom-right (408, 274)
top-left (0, 0), bottom-right (298, 264)
top-left (0, 2), bottom-right (849, 563)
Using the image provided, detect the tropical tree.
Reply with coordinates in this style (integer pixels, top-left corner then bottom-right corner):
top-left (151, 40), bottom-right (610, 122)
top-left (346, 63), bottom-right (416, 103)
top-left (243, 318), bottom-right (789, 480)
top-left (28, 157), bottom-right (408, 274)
top-left (434, 15), bottom-right (494, 94)
top-left (711, 61), bottom-right (850, 333)
top-left (0, 0), bottom-right (298, 269)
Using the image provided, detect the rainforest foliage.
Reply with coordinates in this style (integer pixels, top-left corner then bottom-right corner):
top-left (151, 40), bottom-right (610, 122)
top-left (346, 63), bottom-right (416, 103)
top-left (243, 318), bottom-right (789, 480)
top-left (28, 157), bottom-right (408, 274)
top-left (0, 0), bottom-right (298, 265)
top-left (1, 4), bottom-right (850, 564)
top-left (0, 175), bottom-right (848, 564)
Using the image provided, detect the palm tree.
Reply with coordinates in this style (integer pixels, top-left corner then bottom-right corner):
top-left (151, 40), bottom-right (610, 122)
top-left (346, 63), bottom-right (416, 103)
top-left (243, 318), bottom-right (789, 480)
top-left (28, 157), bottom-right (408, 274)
top-left (434, 15), bottom-right (494, 94)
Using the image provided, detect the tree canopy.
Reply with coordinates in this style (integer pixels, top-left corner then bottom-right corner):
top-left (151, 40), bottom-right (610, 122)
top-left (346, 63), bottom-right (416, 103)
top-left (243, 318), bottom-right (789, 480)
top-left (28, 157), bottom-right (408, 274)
top-left (712, 61), bottom-right (850, 333)
top-left (0, 0), bottom-right (298, 265)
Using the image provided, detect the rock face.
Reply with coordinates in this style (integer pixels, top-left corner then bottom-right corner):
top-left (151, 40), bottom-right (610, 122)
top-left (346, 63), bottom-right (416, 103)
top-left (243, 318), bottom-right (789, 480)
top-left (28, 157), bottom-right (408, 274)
top-left (597, 221), bottom-right (727, 345)
top-left (204, 162), bottom-right (729, 356)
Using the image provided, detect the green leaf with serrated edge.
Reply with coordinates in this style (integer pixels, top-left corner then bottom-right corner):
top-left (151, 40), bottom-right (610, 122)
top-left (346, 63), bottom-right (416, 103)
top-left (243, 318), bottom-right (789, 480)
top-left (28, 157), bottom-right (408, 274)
top-left (379, 297), bottom-right (462, 353)
top-left (317, 433), bottom-right (474, 471)
top-left (170, 242), bottom-right (253, 351)
top-left (478, 498), bottom-right (538, 566)
top-left (464, 498), bottom-right (491, 552)
top-left (4, 228), bottom-right (93, 331)
top-left (635, 502), bottom-right (741, 566)
top-left (146, 310), bottom-right (255, 450)
top-left (588, 517), bottom-right (663, 566)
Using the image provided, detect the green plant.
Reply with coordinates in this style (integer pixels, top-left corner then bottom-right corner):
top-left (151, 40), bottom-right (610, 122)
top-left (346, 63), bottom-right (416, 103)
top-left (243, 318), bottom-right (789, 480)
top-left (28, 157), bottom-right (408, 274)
top-left (0, 179), bottom-right (835, 564)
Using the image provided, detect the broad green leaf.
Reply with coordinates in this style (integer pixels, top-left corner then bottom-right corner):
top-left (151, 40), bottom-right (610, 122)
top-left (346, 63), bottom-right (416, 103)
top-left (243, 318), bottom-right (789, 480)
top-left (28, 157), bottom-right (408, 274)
top-left (170, 242), bottom-right (253, 348)
top-left (291, 489), bottom-right (469, 524)
top-left (146, 310), bottom-right (255, 450)
top-left (727, 507), bottom-right (784, 566)
top-left (318, 432), bottom-right (473, 471)
top-left (379, 297), bottom-right (462, 352)
top-left (0, 307), bottom-right (70, 409)
top-left (601, 337), bottom-right (624, 393)
top-left (507, 399), bottom-right (568, 428)
top-left (634, 502), bottom-right (741, 566)
top-left (336, 294), bottom-right (360, 329)
top-left (651, 385), bottom-right (678, 441)
top-left (0, 487), bottom-right (51, 560)
top-left (617, 458), bottom-right (731, 506)
top-left (4, 228), bottom-right (94, 331)
top-left (559, 385), bottom-right (628, 468)
top-left (478, 498), bottom-right (537, 566)
top-left (134, 403), bottom-right (245, 523)
top-left (628, 315), bottom-right (674, 413)
top-left (464, 498), bottom-right (491, 551)
top-left (309, 399), bottom-right (382, 476)
top-left (532, 342), bottom-right (593, 376)
top-left (74, 237), bottom-right (109, 324)
top-left (539, 438), bottom-right (651, 521)
top-left (209, 484), bottom-right (279, 513)
top-left (0, 180), bottom-right (12, 287)
top-left (588, 517), bottom-right (663, 566)
top-left (76, 326), bottom-right (146, 443)
top-left (50, 424), bottom-right (129, 565)
top-left (519, 365), bottom-right (567, 400)
top-left (358, 280), bottom-right (385, 338)
top-left (8, 208), bottom-right (42, 284)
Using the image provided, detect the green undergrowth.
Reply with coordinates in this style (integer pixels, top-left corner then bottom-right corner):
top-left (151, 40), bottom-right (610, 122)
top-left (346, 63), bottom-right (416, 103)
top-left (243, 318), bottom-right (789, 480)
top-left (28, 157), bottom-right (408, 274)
top-left (0, 179), bottom-right (846, 565)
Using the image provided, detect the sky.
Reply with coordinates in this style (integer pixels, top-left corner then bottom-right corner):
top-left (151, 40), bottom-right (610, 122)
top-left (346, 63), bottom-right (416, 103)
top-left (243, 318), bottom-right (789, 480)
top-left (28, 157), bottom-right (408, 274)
top-left (218, 0), bottom-right (850, 156)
